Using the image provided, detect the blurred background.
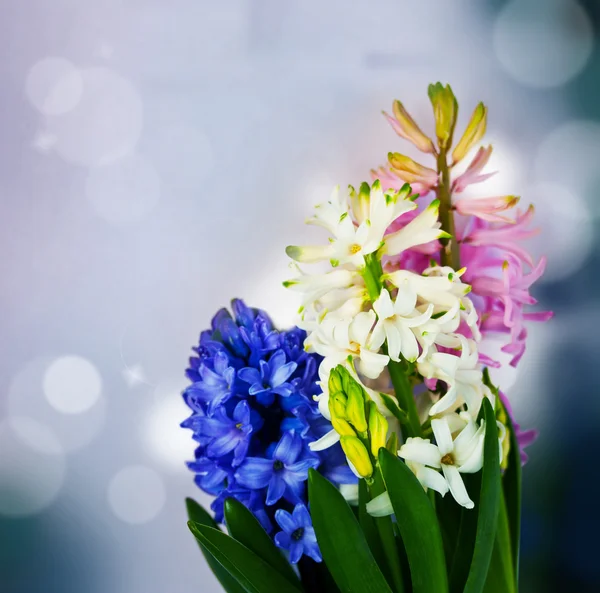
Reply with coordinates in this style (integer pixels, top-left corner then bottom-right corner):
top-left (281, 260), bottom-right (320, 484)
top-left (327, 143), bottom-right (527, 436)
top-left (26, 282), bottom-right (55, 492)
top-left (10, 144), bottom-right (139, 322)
top-left (0, 0), bottom-right (597, 591)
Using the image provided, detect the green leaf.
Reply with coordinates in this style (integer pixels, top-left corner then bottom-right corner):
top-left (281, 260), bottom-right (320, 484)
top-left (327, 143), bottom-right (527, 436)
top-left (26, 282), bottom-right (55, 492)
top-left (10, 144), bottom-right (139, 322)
top-left (365, 471), bottom-right (406, 593)
top-left (462, 398), bottom-right (502, 593)
top-left (185, 498), bottom-right (246, 593)
top-left (223, 497), bottom-right (300, 587)
top-left (188, 522), bottom-right (303, 593)
top-left (484, 491), bottom-right (515, 593)
top-left (502, 405), bottom-right (522, 586)
top-left (358, 480), bottom-right (387, 573)
top-left (308, 469), bottom-right (393, 593)
top-left (379, 448), bottom-right (448, 593)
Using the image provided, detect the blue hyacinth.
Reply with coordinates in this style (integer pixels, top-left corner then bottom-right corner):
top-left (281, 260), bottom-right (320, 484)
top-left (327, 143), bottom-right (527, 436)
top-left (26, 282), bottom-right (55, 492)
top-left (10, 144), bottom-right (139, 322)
top-left (181, 299), bottom-right (355, 564)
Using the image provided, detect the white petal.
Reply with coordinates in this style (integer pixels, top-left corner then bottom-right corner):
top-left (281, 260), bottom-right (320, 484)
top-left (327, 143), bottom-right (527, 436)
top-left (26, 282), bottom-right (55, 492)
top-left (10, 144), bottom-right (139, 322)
top-left (415, 465), bottom-right (449, 496)
top-left (394, 282), bottom-right (417, 316)
top-left (349, 311), bottom-right (376, 347)
top-left (366, 491), bottom-right (394, 517)
top-left (373, 288), bottom-right (395, 320)
top-left (339, 484), bottom-right (359, 506)
top-left (309, 429), bottom-right (341, 451)
top-left (357, 349), bottom-right (389, 379)
top-left (369, 321), bottom-right (387, 352)
top-left (431, 417), bottom-right (454, 456)
top-left (404, 303), bottom-right (434, 328)
top-left (398, 437), bottom-right (442, 468)
top-left (384, 323), bottom-right (402, 362)
top-left (456, 424), bottom-right (485, 473)
top-left (442, 464), bottom-right (474, 509)
top-left (398, 323), bottom-right (419, 362)
top-left (286, 244), bottom-right (335, 263)
top-left (428, 385), bottom-right (458, 416)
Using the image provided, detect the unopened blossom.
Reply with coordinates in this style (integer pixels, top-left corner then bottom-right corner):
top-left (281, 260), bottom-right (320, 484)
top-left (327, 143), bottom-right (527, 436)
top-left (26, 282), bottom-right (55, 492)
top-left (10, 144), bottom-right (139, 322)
top-left (388, 152), bottom-right (439, 188)
top-left (451, 102), bottom-right (487, 165)
top-left (384, 99), bottom-right (436, 154)
top-left (452, 145), bottom-right (496, 193)
top-left (454, 195), bottom-right (520, 223)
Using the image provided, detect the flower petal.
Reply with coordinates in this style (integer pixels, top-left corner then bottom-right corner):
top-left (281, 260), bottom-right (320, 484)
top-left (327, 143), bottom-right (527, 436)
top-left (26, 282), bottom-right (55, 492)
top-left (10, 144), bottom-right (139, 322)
top-left (442, 464), bottom-right (474, 509)
top-left (398, 437), bottom-right (442, 468)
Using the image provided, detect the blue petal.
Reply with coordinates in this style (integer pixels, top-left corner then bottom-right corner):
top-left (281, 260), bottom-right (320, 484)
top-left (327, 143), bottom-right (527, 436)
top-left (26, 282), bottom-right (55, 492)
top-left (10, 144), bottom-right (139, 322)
top-left (303, 536), bottom-right (322, 563)
top-left (196, 417), bottom-right (230, 438)
top-left (238, 367), bottom-right (261, 386)
top-left (292, 504), bottom-right (312, 528)
top-left (266, 474), bottom-right (286, 506)
top-left (275, 509), bottom-right (297, 535)
top-left (206, 432), bottom-right (239, 458)
top-left (232, 438), bottom-right (250, 468)
top-left (235, 458), bottom-right (272, 490)
top-left (233, 400), bottom-right (250, 424)
top-left (286, 457), bottom-right (320, 477)
top-left (272, 383), bottom-right (294, 397)
top-left (231, 299), bottom-right (255, 330)
top-left (268, 349), bottom-right (286, 373)
top-left (271, 361), bottom-right (298, 387)
top-left (289, 541), bottom-right (304, 564)
top-left (274, 531), bottom-right (291, 551)
top-left (213, 351), bottom-right (230, 375)
top-left (273, 431), bottom-right (302, 465)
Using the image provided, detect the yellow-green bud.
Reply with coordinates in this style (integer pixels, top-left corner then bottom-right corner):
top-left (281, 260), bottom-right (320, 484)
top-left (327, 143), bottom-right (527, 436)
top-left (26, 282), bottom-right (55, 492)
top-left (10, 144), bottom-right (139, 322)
top-left (340, 436), bottom-right (373, 479)
top-left (331, 416), bottom-right (357, 437)
top-left (428, 82), bottom-right (458, 151)
top-left (328, 367), bottom-right (344, 395)
top-left (329, 392), bottom-right (348, 421)
top-left (368, 402), bottom-right (389, 457)
top-left (346, 382), bottom-right (368, 433)
top-left (452, 102), bottom-right (487, 165)
top-left (388, 152), bottom-right (438, 187)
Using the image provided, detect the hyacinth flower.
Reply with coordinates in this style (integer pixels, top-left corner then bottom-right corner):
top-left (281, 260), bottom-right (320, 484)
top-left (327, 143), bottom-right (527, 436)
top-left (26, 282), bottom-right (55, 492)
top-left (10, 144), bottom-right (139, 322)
top-left (184, 84), bottom-right (550, 593)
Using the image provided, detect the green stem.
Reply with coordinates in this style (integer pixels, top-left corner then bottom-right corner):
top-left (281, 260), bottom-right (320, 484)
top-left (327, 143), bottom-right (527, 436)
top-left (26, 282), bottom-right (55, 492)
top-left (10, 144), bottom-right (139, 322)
top-left (388, 360), bottom-right (421, 439)
top-left (436, 148), bottom-right (460, 270)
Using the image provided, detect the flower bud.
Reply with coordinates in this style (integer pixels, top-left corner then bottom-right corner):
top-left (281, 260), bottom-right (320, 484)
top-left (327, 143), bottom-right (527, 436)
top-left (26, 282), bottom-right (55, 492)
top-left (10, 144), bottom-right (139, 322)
top-left (368, 402), bottom-right (389, 457)
top-left (328, 367), bottom-right (344, 395)
top-left (388, 152), bottom-right (438, 187)
top-left (384, 100), bottom-right (436, 154)
top-left (332, 416), bottom-right (357, 437)
top-left (452, 102), bottom-right (487, 165)
top-left (340, 436), bottom-right (373, 479)
top-left (346, 382), bottom-right (368, 433)
top-left (329, 392), bottom-right (348, 421)
top-left (428, 82), bottom-right (458, 151)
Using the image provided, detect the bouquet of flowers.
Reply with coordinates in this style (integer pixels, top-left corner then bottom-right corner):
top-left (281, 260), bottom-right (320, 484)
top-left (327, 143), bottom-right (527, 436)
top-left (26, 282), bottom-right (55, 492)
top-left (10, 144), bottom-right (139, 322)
top-left (181, 83), bottom-right (551, 593)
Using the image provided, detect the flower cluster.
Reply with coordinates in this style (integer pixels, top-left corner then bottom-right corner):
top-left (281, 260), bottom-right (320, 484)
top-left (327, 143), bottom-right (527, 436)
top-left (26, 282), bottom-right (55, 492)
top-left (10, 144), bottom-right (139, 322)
top-left (375, 84), bottom-right (553, 367)
top-left (181, 299), bottom-right (355, 562)
top-left (284, 84), bottom-right (548, 510)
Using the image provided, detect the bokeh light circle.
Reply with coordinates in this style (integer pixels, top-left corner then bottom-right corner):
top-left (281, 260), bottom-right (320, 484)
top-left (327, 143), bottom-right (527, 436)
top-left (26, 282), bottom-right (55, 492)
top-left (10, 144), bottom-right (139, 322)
top-left (43, 355), bottom-right (102, 414)
top-left (493, 0), bottom-right (593, 88)
top-left (25, 57), bottom-right (84, 116)
top-left (9, 357), bottom-right (106, 451)
top-left (534, 120), bottom-right (600, 216)
top-left (0, 416), bottom-right (66, 517)
top-left (142, 382), bottom-right (192, 472)
top-left (107, 465), bottom-right (166, 524)
top-left (46, 67), bottom-right (143, 166)
top-left (85, 154), bottom-right (161, 224)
